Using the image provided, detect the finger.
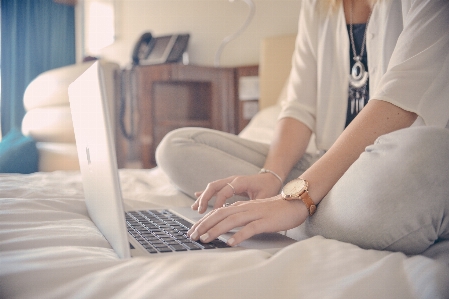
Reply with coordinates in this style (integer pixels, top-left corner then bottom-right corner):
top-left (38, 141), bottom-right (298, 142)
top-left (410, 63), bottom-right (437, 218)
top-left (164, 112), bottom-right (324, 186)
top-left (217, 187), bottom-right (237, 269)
top-left (190, 205), bottom-right (261, 243)
top-left (188, 207), bottom-right (234, 240)
top-left (187, 208), bottom-right (217, 237)
top-left (228, 201), bottom-right (246, 206)
top-left (225, 219), bottom-right (267, 247)
top-left (194, 183), bottom-right (220, 214)
top-left (191, 191), bottom-right (204, 210)
top-left (211, 183), bottom-right (237, 210)
top-left (187, 206), bottom-right (229, 239)
top-left (191, 199), bottom-right (245, 230)
top-left (209, 176), bottom-right (251, 210)
top-left (194, 198), bottom-right (283, 245)
top-left (197, 178), bottom-right (236, 214)
top-left (192, 196), bottom-right (276, 234)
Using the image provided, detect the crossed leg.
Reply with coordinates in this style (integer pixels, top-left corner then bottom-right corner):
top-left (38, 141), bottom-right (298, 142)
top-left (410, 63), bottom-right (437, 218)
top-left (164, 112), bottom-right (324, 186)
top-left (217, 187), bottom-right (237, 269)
top-left (299, 126), bottom-right (449, 255)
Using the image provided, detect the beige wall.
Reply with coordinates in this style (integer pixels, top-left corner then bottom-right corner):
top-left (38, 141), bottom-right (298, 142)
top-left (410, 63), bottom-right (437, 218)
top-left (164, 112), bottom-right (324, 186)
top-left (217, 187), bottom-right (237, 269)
top-left (77, 0), bottom-right (300, 67)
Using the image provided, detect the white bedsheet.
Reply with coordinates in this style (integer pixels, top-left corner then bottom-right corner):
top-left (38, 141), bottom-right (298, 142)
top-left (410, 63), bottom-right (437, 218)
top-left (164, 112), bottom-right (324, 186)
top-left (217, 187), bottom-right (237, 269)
top-left (1, 168), bottom-right (448, 299)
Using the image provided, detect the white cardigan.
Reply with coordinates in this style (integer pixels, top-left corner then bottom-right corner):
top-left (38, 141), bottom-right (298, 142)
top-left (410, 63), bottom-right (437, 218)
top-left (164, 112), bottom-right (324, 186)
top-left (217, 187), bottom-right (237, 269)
top-left (279, 0), bottom-right (449, 151)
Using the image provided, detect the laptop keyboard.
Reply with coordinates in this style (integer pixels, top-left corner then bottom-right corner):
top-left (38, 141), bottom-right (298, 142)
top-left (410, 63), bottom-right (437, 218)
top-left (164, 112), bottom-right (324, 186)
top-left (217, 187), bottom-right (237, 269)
top-left (125, 209), bottom-right (229, 254)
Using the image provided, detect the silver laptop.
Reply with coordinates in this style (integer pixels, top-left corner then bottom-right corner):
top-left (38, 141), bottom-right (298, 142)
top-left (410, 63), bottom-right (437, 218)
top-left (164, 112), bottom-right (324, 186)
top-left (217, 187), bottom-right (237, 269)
top-left (68, 61), bottom-right (295, 259)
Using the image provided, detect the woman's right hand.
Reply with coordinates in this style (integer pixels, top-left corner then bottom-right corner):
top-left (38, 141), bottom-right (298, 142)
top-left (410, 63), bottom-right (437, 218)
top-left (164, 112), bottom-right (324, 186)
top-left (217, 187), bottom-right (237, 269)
top-left (191, 173), bottom-right (283, 214)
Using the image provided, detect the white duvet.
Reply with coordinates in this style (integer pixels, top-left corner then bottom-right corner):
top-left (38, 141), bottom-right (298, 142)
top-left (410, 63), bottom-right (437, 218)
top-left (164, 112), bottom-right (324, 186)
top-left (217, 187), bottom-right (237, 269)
top-left (1, 168), bottom-right (448, 299)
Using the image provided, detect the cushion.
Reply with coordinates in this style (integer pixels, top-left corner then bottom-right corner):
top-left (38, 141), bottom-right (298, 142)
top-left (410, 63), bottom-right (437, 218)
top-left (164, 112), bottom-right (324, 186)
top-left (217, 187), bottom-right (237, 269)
top-left (0, 128), bottom-right (38, 174)
top-left (239, 104), bottom-right (282, 144)
top-left (36, 142), bottom-right (79, 171)
top-left (23, 62), bottom-right (95, 110)
top-left (22, 107), bottom-right (75, 143)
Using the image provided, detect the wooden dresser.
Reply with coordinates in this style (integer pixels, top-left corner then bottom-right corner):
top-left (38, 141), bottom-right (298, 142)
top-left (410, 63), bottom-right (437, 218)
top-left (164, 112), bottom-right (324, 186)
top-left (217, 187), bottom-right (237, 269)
top-left (117, 64), bottom-right (258, 168)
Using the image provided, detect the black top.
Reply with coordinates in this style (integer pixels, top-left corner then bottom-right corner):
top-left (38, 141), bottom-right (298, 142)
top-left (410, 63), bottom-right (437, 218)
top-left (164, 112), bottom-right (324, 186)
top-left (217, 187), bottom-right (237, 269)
top-left (345, 23), bottom-right (369, 127)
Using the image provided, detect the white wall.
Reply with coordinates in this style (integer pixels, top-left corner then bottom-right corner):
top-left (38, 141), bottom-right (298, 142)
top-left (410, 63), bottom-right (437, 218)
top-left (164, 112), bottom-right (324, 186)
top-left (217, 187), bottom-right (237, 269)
top-left (80, 0), bottom-right (300, 67)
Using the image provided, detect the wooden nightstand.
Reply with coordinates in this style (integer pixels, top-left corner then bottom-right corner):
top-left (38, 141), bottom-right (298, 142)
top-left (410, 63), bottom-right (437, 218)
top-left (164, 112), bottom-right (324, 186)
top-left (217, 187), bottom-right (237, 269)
top-left (117, 64), bottom-right (258, 169)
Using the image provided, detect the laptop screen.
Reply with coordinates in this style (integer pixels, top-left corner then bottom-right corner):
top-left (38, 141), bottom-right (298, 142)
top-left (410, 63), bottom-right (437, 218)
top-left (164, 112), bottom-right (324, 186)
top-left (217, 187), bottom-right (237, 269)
top-left (69, 61), bottom-right (131, 259)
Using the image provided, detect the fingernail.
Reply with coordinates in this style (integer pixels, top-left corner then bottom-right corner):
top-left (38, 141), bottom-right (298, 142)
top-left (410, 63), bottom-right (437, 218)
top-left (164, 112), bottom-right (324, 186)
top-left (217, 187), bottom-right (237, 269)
top-left (200, 233), bottom-right (209, 242)
top-left (190, 231), bottom-right (198, 240)
top-left (227, 238), bottom-right (235, 246)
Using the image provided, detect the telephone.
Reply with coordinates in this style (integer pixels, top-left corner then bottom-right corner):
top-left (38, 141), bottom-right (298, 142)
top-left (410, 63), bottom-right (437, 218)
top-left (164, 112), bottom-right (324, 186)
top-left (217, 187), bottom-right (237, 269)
top-left (131, 32), bottom-right (190, 65)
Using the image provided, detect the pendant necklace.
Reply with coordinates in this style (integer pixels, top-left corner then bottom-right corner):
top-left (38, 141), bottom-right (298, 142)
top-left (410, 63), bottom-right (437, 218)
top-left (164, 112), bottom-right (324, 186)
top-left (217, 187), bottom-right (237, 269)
top-left (348, 0), bottom-right (372, 115)
top-left (348, 0), bottom-right (372, 88)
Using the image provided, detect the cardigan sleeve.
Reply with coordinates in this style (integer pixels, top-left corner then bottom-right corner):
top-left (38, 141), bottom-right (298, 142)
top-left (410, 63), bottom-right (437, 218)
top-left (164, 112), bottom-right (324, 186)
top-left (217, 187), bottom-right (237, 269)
top-left (371, 0), bottom-right (449, 128)
top-left (277, 0), bottom-right (320, 132)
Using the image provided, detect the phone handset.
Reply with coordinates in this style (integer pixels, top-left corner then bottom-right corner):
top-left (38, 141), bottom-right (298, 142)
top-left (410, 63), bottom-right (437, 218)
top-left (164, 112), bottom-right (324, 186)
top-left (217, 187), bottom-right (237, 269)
top-left (131, 32), bottom-right (190, 66)
top-left (124, 32), bottom-right (190, 140)
top-left (131, 32), bottom-right (153, 65)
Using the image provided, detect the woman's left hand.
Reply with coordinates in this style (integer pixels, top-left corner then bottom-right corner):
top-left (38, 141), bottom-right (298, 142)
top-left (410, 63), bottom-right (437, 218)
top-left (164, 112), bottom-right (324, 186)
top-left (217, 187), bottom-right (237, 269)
top-left (187, 195), bottom-right (309, 247)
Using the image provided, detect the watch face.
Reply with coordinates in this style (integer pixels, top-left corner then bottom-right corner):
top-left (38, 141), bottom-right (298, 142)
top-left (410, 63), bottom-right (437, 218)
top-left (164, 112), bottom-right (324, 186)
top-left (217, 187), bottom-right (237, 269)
top-left (283, 179), bottom-right (306, 197)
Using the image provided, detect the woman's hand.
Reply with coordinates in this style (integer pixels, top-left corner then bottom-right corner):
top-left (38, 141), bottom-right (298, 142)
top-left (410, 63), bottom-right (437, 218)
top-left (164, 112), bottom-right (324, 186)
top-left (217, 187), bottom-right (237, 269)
top-left (191, 173), bottom-right (283, 214)
top-left (187, 195), bottom-right (309, 246)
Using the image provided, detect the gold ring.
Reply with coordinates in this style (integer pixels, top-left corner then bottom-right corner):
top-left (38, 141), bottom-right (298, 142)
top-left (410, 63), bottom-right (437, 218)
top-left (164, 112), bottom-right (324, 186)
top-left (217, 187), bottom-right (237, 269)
top-left (226, 183), bottom-right (235, 196)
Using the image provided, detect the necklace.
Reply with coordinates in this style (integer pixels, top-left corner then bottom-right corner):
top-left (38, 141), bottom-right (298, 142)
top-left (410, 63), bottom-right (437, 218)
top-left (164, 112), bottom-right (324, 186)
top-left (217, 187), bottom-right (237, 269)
top-left (348, 0), bottom-right (372, 88)
top-left (345, 0), bottom-right (373, 122)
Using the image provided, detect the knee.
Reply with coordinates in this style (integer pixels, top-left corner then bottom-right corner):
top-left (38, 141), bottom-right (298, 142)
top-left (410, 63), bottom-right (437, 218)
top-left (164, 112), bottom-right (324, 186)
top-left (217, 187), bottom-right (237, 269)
top-left (362, 127), bottom-right (449, 182)
top-left (155, 128), bottom-right (176, 170)
top-left (304, 126), bottom-right (449, 255)
top-left (373, 126), bottom-right (449, 165)
top-left (155, 127), bottom-right (199, 171)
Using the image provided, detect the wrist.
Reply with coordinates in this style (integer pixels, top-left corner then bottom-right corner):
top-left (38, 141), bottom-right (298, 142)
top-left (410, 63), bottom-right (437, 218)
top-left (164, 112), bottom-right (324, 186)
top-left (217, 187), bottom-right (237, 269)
top-left (259, 168), bottom-right (283, 189)
top-left (282, 195), bottom-right (310, 219)
top-left (281, 178), bottom-right (317, 216)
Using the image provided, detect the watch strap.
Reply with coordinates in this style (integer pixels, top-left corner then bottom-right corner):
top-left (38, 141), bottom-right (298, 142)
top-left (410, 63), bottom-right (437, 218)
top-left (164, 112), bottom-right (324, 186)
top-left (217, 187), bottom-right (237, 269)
top-left (300, 191), bottom-right (317, 216)
top-left (281, 178), bottom-right (317, 216)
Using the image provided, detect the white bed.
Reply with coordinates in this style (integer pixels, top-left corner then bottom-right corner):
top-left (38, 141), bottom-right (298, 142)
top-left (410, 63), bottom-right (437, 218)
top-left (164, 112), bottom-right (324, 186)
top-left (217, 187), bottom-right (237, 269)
top-left (2, 109), bottom-right (449, 298)
top-left (2, 35), bottom-right (448, 299)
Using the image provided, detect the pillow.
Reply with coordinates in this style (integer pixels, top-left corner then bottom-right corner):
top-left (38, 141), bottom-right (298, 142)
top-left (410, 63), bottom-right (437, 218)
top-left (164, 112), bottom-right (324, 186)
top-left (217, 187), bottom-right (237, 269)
top-left (238, 79), bottom-right (288, 143)
top-left (238, 105), bottom-right (282, 144)
top-left (23, 61), bottom-right (95, 110)
top-left (22, 106), bottom-right (75, 143)
top-left (0, 128), bottom-right (38, 173)
top-left (239, 78), bottom-right (318, 154)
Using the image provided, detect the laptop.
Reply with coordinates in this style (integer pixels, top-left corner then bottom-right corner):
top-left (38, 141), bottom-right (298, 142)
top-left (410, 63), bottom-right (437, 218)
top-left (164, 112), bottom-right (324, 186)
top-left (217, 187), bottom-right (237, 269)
top-left (68, 61), bottom-right (295, 259)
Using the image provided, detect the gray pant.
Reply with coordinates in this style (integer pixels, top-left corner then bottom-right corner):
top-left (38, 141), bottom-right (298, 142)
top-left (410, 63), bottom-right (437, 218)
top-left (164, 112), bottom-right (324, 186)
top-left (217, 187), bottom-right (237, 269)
top-left (156, 126), bottom-right (449, 256)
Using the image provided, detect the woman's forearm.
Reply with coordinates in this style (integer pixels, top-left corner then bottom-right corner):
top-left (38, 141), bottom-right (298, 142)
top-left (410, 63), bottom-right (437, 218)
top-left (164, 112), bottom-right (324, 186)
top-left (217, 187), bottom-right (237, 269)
top-left (301, 100), bottom-right (418, 204)
top-left (263, 117), bottom-right (312, 182)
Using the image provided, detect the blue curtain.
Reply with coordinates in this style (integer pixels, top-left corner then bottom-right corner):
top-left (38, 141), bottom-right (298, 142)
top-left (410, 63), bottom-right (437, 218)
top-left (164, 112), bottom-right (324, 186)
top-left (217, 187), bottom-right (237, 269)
top-left (0, 0), bottom-right (75, 173)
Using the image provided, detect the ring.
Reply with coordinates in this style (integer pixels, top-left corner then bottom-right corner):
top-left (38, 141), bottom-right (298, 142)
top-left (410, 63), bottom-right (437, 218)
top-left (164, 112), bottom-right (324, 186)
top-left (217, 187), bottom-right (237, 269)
top-left (226, 183), bottom-right (235, 196)
top-left (223, 203), bottom-right (231, 208)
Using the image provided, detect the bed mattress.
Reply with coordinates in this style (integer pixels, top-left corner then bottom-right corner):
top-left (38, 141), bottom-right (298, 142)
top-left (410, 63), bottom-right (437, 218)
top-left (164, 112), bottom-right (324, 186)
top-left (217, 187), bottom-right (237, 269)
top-left (1, 168), bottom-right (448, 299)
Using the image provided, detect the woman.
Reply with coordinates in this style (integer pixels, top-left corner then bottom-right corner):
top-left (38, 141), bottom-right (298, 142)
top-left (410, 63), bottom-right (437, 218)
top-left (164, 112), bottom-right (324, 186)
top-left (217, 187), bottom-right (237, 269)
top-left (156, 0), bottom-right (449, 255)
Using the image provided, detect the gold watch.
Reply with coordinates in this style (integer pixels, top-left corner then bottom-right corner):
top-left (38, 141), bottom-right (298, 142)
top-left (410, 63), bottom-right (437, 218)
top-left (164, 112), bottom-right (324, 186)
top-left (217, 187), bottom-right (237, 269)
top-left (281, 178), bottom-right (316, 216)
